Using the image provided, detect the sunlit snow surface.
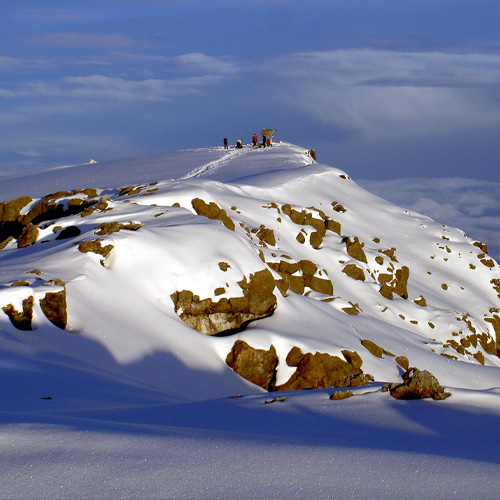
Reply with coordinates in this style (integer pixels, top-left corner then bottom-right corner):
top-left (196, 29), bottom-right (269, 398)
top-left (1, 143), bottom-right (500, 499)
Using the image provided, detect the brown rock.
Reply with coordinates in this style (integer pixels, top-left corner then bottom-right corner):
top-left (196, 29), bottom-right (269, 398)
top-left (303, 275), bottom-right (333, 295)
top-left (0, 236), bottom-right (14, 250)
top-left (379, 283), bottom-right (394, 300)
top-left (172, 269), bottom-right (277, 335)
top-left (342, 303), bottom-right (361, 315)
top-left (255, 227), bottom-right (276, 246)
top-left (286, 346), bottom-right (304, 367)
top-left (239, 269), bottom-right (276, 315)
top-left (389, 367), bottom-right (451, 400)
top-left (94, 221), bottom-right (143, 235)
top-left (484, 315), bottom-right (500, 356)
top-left (78, 240), bottom-right (114, 258)
top-left (2, 296), bottom-right (34, 330)
top-left (192, 198), bottom-right (235, 231)
top-left (361, 339), bottom-right (384, 358)
top-left (395, 356), bottom-right (409, 371)
top-left (310, 231), bottom-right (323, 249)
top-left (393, 266), bottom-right (410, 299)
top-left (296, 232), bottom-right (306, 244)
top-left (219, 262), bottom-right (231, 271)
top-left (276, 349), bottom-right (363, 391)
top-left (414, 296), bottom-right (427, 307)
top-left (304, 216), bottom-right (326, 237)
top-left (330, 390), bottom-right (354, 400)
top-left (226, 340), bottom-right (278, 390)
top-left (342, 264), bottom-right (366, 281)
top-left (278, 260), bottom-right (301, 274)
top-left (299, 259), bottom-right (317, 276)
top-left (17, 223), bottom-right (39, 248)
top-left (326, 219), bottom-right (341, 235)
top-left (39, 289), bottom-right (67, 330)
top-left (345, 237), bottom-right (367, 263)
top-left (341, 350), bottom-right (363, 369)
top-left (0, 196), bottom-right (32, 222)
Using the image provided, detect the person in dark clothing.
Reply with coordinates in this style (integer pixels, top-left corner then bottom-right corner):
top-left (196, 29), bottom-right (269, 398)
top-left (262, 135), bottom-right (266, 147)
top-left (224, 137), bottom-right (228, 150)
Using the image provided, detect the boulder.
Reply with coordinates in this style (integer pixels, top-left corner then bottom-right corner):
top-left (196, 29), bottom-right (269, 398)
top-left (17, 223), bottom-right (39, 248)
top-left (275, 347), bottom-right (365, 391)
top-left (192, 198), bottom-right (235, 231)
top-left (345, 237), bottom-right (367, 263)
top-left (389, 367), bottom-right (451, 400)
top-left (226, 340), bottom-right (278, 390)
top-left (39, 289), bottom-right (67, 330)
top-left (2, 296), bottom-right (34, 330)
top-left (172, 269), bottom-right (277, 335)
top-left (0, 196), bottom-right (32, 222)
top-left (342, 264), bottom-right (366, 281)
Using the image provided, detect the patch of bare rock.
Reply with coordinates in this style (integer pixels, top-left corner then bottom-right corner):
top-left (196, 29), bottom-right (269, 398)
top-left (171, 269), bottom-right (277, 335)
top-left (226, 340), bottom-right (278, 390)
top-left (225, 342), bottom-right (373, 392)
top-left (0, 189), bottom-right (110, 249)
top-left (2, 286), bottom-right (68, 331)
top-left (383, 367), bottom-right (451, 400)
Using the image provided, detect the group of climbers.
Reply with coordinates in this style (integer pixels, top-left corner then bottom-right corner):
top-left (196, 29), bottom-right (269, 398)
top-left (224, 130), bottom-right (276, 150)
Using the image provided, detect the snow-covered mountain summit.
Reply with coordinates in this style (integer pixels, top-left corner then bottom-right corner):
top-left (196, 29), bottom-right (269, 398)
top-left (1, 142), bottom-right (500, 404)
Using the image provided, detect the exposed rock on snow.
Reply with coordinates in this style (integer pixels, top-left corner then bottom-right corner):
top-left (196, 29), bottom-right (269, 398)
top-left (274, 346), bottom-right (372, 391)
top-left (2, 296), bottom-right (34, 330)
top-left (192, 198), bottom-right (235, 231)
top-left (40, 288), bottom-right (67, 330)
top-left (387, 367), bottom-right (451, 400)
top-left (171, 269), bottom-right (277, 335)
top-left (225, 340), bottom-right (278, 390)
top-left (1, 142), bottom-right (500, 401)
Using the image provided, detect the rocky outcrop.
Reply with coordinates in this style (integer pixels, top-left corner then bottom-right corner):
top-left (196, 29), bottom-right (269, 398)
top-left (2, 296), bottom-right (34, 330)
top-left (78, 240), bottom-right (114, 260)
top-left (171, 269), bottom-right (277, 335)
top-left (94, 221), bottom-right (143, 235)
top-left (345, 237), bottom-right (367, 263)
top-left (361, 339), bottom-right (394, 358)
top-left (40, 289), bottom-right (67, 330)
top-left (192, 198), bottom-right (235, 231)
top-left (274, 347), bottom-right (371, 391)
top-left (0, 196), bottom-right (32, 221)
top-left (225, 340), bottom-right (278, 390)
top-left (0, 190), bottom-right (104, 247)
top-left (378, 265), bottom-right (410, 300)
top-left (266, 259), bottom-right (333, 296)
top-left (281, 203), bottom-right (342, 249)
top-left (342, 263), bottom-right (366, 281)
top-left (17, 223), bottom-right (39, 248)
top-left (387, 367), bottom-right (451, 400)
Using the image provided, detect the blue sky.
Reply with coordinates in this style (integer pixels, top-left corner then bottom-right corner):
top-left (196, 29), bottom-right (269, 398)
top-left (1, 0), bottom-right (500, 180)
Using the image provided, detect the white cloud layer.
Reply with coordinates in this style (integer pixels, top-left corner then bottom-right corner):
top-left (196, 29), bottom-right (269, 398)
top-left (359, 177), bottom-right (500, 261)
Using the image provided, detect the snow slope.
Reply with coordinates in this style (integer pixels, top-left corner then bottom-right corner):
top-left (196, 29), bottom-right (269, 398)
top-left (1, 143), bottom-right (500, 499)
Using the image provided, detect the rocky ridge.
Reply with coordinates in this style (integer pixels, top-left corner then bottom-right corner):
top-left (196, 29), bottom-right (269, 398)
top-left (1, 143), bottom-right (499, 398)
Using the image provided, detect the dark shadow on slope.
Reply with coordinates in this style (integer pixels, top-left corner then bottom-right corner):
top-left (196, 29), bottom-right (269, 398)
top-left (1, 321), bottom-right (499, 465)
top-left (2, 346), bottom-right (500, 466)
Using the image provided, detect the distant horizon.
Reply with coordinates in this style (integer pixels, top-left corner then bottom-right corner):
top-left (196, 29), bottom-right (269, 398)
top-left (1, 1), bottom-right (500, 181)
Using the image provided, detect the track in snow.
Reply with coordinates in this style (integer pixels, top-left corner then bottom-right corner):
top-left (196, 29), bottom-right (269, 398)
top-left (180, 148), bottom-right (249, 180)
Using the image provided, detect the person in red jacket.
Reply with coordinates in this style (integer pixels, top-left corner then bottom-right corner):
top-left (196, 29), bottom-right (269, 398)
top-left (252, 134), bottom-right (258, 148)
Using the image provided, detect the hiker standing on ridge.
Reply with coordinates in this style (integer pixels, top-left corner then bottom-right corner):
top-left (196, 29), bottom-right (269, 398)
top-left (252, 134), bottom-right (258, 148)
top-left (224, 137), bottom-right (228, 150)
